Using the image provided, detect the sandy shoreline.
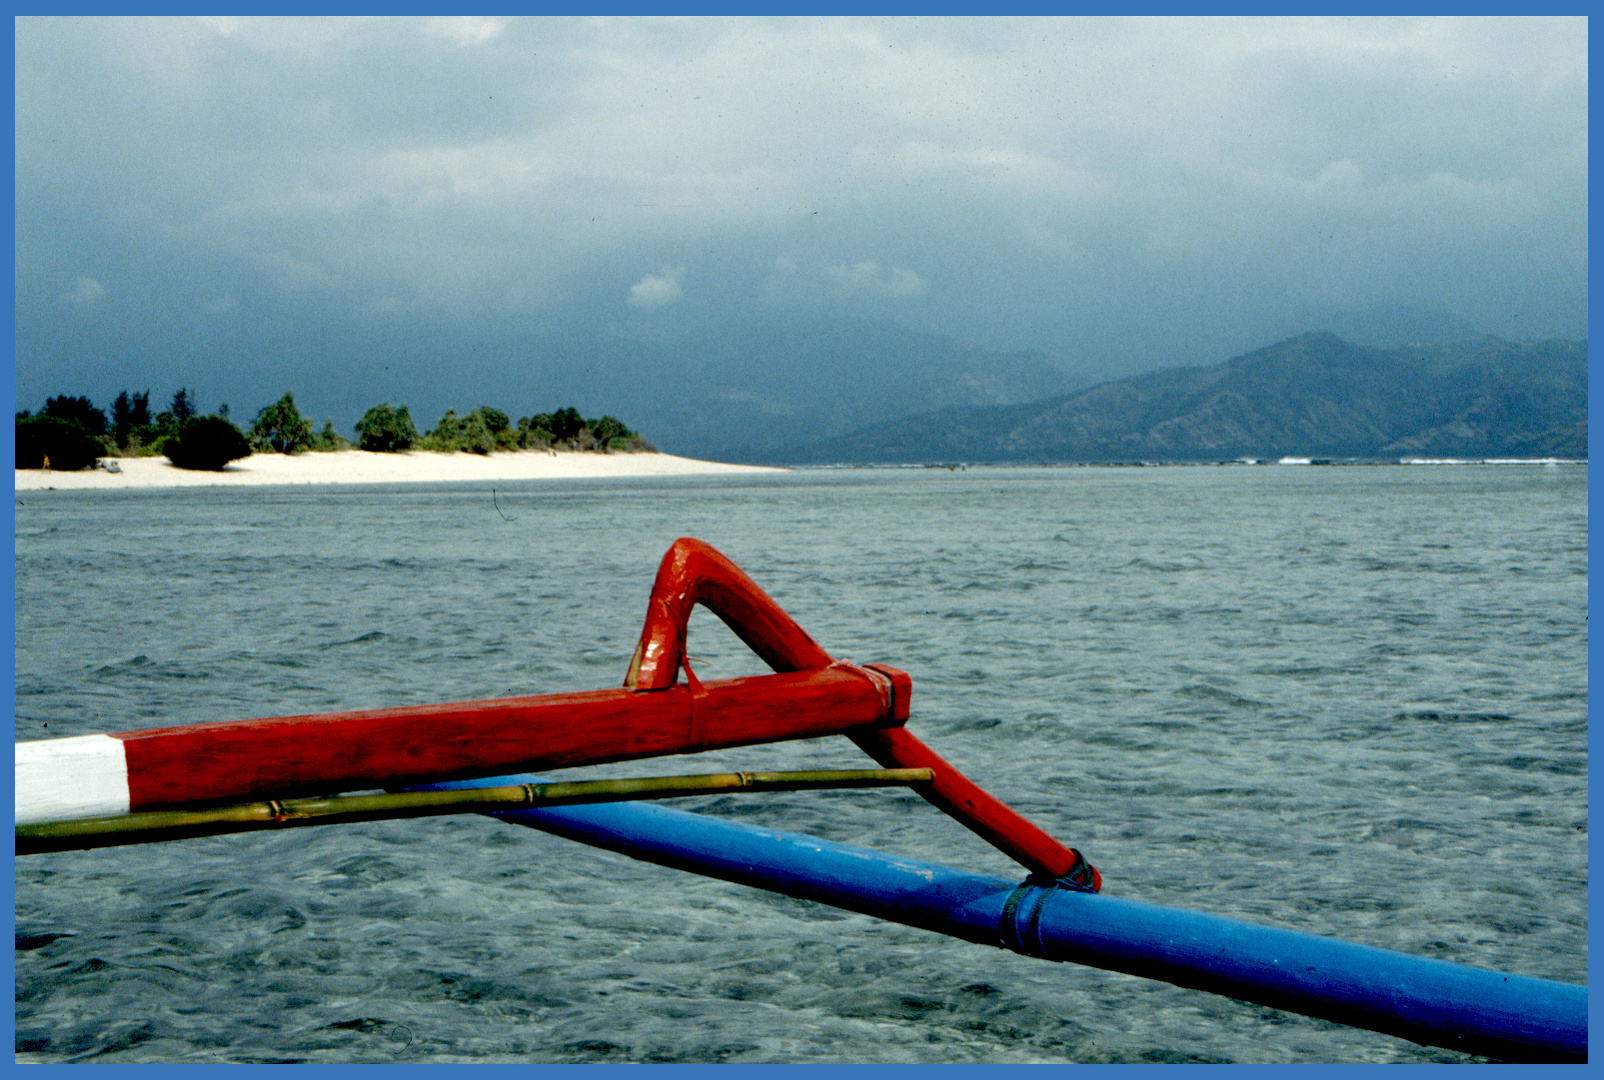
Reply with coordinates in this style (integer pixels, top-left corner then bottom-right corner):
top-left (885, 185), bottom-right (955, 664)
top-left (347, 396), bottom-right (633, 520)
top-left (14, 449), bottom-right (782, 491)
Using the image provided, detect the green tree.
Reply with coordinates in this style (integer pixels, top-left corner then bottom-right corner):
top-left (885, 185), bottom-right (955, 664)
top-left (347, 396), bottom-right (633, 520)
top-left (41, 395), bottom-right (108, 437)
top-left (110, 390), bottom-right (154, 451)
top-left (15, 415), bottom-right (106, 470)
top-left (476, 407), bottom-right (523, 451)
top-left (151, 411), bottom-right (177, 449)
top-left (354, 403), bottom-right (419, 452)
top-left (477, 407), bottom-right (510, 435)
top-left (461, 411), bottom-right (496, 454)
top-left (170, 388), bottom-right (195, 424)
top-left (520, 413), bottom-right (556, 447)
top-left (425, 408), bottom-right (498, 454)
top-left (250, 392), bottom-right (313, 454)
top-left (550, 406), bottom-right (585, 444)
top-left (164, 415), bottom-right (251, 470)
top-left (423, 408), bottom-right (505, 454)
top-left (589, 415), bottom-right (632, 450)
top-left (309, 420), bottom-right (351, 451)
top-left (513, 408), bottom-right (646, 451)
top-left (423, 408), bottom-right (462, 451)
top-left (112, 392), bottom-right (134, 449)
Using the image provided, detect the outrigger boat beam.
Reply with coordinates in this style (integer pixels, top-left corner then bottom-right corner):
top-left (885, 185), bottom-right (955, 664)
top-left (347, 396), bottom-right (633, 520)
top-left (15, 538), bottom-right (1096, 888)
top-left (15, 768), bottom-right (935, 854)
top-left (15, 538), bottom-right (1584, 1061)
top-left (425, 772), bottom-right (1587, 1064)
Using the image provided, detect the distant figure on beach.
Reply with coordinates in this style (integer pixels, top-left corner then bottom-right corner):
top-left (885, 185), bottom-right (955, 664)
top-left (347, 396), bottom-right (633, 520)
top-left (41, 454), bottom-right (49, 472)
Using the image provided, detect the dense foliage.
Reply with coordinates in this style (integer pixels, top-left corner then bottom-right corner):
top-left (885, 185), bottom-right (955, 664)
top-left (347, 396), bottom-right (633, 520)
top-left (15, 387), bottom-right (240, 471)
top-left (40, 395), bottom-right (108, 437)
top-left (164, 415), bottom-right (253, 470)
top-left (250, 392), bottom-right (313, 454)
top-left (354, 403), bottom-right (419, 452)
top-left (111, 391), bottom-right (153, 450)
top-left (310, 421), bottom-right (351, 451)
top-left (423, 407), bottom-right (504, 454)
top-left (15, 387), bottom-right (650, 470)
top-left (415, 404), bottom-right (646, 454)
top-left (14, 415), bottom-right (107, 471)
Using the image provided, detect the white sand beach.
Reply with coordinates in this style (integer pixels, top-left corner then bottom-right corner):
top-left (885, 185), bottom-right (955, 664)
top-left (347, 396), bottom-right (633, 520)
top-left (14, 449), bottom-right (782, 491)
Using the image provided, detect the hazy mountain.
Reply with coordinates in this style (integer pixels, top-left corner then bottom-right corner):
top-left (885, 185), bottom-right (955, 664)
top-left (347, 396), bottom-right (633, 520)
top-left (764, 333), bottom-right (1587, 464)
top-left (560, 312), bottom-right (1085, 459)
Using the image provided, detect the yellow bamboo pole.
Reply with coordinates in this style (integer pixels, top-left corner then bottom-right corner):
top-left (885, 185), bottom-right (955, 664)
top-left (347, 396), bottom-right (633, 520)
top-left (15, 768), bottom-right (934, 855)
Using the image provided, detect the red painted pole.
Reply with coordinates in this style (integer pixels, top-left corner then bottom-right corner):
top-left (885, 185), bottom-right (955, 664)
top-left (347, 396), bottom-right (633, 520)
top-left (851, 725), bottom-right (1100, 891)
top-left (622, 539), bottom-right (1098, 890)
top-left (17, 538), bottom-right (1099, 890)
top-left (111, 665), bottom-right (895, 811)
top-left (624, 536), bottom-right (834, 690)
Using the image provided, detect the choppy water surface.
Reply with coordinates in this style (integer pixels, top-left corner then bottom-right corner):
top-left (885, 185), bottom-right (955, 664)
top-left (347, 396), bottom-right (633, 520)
top-left (14, 464), bottom-right (1588, 1063)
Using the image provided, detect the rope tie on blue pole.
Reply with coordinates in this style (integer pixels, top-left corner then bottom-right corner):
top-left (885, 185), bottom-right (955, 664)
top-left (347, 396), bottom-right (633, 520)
top-left (418, 774), bottom-right (1585, 1063)
top-left (998, 873), bottom-right (1095, 955)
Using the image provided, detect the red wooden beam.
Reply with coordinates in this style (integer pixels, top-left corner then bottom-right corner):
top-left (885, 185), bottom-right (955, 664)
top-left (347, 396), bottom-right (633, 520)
top-left (116, 665), bottom-right (895, 811)
top-left (16, 538), bottom-right (1099, 891)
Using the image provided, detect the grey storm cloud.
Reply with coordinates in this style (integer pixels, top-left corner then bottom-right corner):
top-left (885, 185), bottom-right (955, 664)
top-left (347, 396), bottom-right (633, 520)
top-left (13, 15), bottom-right (1587, 418)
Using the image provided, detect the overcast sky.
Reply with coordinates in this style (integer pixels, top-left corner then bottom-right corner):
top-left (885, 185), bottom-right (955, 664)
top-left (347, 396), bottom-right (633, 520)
top-left (14, 16), bottom-right (1588, 422)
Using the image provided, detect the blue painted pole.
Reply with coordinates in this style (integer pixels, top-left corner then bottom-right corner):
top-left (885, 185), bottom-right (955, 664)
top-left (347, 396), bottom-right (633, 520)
top-left (421, 774), bottom-right (1586, 1062)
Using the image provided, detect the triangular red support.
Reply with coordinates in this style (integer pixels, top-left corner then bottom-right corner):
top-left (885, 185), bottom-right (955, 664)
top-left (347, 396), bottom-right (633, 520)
top-left (620, 538), bottom-right (1099, 891)
top-left (625, 537), bottom-right (833, 690)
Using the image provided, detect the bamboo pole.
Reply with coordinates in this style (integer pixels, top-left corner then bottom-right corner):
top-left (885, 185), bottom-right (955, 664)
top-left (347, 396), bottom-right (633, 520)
top-left (14, 768), bottom-right (933, 855)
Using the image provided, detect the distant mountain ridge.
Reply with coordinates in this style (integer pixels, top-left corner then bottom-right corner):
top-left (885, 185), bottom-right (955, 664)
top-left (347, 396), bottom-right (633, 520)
top-left (764, 333), bottom-right (1587, 464)
top-left (607, 312), bottom-right (1080, 459)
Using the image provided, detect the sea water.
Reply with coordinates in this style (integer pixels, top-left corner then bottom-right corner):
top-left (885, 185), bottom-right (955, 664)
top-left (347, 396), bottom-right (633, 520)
top-left (13, 464), bottom-right (1588, 1063)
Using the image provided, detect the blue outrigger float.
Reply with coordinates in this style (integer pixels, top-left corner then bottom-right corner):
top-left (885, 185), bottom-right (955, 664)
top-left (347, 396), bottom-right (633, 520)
top-left (15, 539), bottom-right (1587, 1062)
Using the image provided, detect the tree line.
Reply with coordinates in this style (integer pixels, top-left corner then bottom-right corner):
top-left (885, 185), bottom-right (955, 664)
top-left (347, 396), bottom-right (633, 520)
top-left (15, 389), bottom-right (651, 472)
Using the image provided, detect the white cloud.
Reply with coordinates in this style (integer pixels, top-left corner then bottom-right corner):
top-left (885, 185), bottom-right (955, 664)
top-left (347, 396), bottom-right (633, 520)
top-left (1308, 159), bottom-right (1366, 193)
top-left (61, 276), bottom-right (104, 304)
top-left (424, 17), bottom-right (507, 46)
top-left (195, 16), bottom-right (242, 38)
top-left (627, 266), bottom-right (686, 309)
top-left (825, 260), bottom-right (925, 299)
